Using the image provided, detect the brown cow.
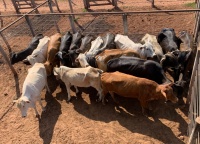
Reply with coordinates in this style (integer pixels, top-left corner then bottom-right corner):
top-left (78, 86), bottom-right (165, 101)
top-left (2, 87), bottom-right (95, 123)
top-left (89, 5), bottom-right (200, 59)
top-left (101, 71), bottom-right (178, 115)
top-left (95, 49), bottom-right (140, 72)
top-left (44, 33), bottom-right (62, 76)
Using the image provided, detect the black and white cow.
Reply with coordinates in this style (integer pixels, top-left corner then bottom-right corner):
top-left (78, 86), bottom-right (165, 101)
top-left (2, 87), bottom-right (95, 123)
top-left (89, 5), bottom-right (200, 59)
top-left (157, 28), bottom-right (182, 54)
top-left (69, 31), bottom-right (83, 50)
top-left (10, 34), bottom-right (44, 64)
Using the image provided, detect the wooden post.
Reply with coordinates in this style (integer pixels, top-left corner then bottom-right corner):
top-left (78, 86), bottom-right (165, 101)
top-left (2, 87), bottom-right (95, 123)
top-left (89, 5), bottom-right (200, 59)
top-left (48, 0), bottom-right (60, 33)
top-left (48, 0), bottom-right (54, 13)
top-left (30, 0), bottom-right (39, 14)
top-left (193, 0), bottom-right (200, 42)
top-left (122, 14), bottom-right (128, 35)
top-left (152, 0), bottom-right (155, 8)
top-left (68, 0), bottom-right (75, 19)
top-left (11, 0), bottom-right (20, 14)
top-left (54, 0), bottom-right (62, 13)
top-left (25, 15), bottom-right (35, 37)
top-left (69, 15), bottom-right (76, 33)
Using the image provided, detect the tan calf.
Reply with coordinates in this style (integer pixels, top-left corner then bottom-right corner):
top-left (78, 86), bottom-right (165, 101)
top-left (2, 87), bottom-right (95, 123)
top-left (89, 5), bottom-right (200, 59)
top-left (95, 49), bottom-right (140, 72)
top-left (44, 33), bottom-right (62, 76)
top-left (101, 71), bottom-right (178, 114)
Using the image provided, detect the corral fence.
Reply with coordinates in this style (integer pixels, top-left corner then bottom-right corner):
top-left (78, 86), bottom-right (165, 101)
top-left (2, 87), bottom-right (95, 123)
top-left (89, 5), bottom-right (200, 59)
top-left (187, 0), bottom-right (200, 144)
top-left (0, 1), bottom-right (200, 143)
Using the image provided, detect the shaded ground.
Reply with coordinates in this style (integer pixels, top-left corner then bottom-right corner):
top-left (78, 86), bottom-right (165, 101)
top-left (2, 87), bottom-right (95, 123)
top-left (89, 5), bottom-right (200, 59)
top-left (0, 0), bottom-right (196, 143)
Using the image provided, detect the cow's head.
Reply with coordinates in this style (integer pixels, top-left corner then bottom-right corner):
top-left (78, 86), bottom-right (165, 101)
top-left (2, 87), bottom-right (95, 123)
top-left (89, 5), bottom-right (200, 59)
top-left (139, 42), bottom-right (156, 59)
top-left (157, 28), bottom-right (181, 53)
top-left (13, 96), bottom-right (31, 118)
top-left (24, 54), bottom-right (38, 65)
top-left (44, 61), bottom-right (54, 76)
top-left (160, 83), bottom-right (178, 103)
top-left (75, 53), bottom-right (89, 67)
top-left (64, 50), bottom-right (80, 67)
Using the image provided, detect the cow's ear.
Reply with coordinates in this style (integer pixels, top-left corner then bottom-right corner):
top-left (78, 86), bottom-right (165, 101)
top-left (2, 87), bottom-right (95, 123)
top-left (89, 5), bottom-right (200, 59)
top-left (53, 69), bottom-right (58, 76)
top-left (161, 90), bottom-right (167, 100)
top-left (185, 50), bottom-right (192, 62)
top-left (157, 33), bottom-right (166, 44)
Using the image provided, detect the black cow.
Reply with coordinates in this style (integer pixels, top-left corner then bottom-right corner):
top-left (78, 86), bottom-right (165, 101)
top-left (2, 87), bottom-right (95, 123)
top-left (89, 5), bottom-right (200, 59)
top-left (107, 56), bottom-right (171, 84)
top-left (76, 34), bottom-right (94, 53)
top-left (160, 49), bottom-right (192, 81)
top-left (57, 34), bottom-right (94, 67)
top-left (56, 31), bottom-right (73, 66)
top-left (10, 34), bottom-right (44, 64)
top-left (157, 28), bottom-right (182, 54)
top-left (59, 31), bottom-right (72, 52)
top-left (69, 31), bottom-right (83, 50)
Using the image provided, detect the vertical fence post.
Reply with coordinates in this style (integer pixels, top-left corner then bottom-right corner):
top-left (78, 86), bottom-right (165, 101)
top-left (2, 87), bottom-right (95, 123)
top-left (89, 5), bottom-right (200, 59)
top-left (194, 1), bottom-right (200, 42)
top-left (47, 0), bottom-right (60, 33)
top-left (0, 32), bottom-right (11, 53)
top-left (122, 13), bottom-right (128, 35)
top-left (48, 0), bottom-right (54, 13)
top-left (68, 0), bottom-right (75, 20)
top-left (25, 15), bottom-right (35, 37)
top-left (69, 15), bottom-right (76, 33)
top-left (0, 45), bottom-right (17, 76)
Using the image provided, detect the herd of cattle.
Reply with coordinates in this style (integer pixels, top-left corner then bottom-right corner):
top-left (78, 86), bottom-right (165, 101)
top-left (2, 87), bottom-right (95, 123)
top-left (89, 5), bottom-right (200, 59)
top-left (11, 28), bottom-right (195, 117)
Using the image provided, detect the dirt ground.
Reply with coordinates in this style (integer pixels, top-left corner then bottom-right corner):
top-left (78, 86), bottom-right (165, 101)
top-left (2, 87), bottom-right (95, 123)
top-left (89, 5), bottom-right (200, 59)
top-left (0, 0), bottom-right (197, 144)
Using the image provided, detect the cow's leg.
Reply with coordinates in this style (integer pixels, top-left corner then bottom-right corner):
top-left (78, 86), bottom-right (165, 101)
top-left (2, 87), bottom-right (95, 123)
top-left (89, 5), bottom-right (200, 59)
top-left (74, 86), bottom-right (79, 94)
top-left (140, 100), bottom-right (149, 116)
top-left (65, 82), bottom-right (71, 101)
top-left (38, 98), bottom-right (46, 112)
top-left (92, 82), bottom-right (103, 102)
top-left (109, 91), bottom-right (119, 104)
top-left (33, 103), bottom-right (39, 117)
top-left (46, 84), bottom-right (50, 93)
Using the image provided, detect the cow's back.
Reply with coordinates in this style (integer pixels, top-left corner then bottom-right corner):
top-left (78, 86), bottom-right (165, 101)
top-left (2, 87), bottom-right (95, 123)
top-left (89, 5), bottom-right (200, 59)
top-left (95, 49), bottom-right (139, 71)
top-left (23, 63), bottom-right (46, 95)
top-left (107, 57), bottom-right (167, 84)
top-left (101, 72), bottom-right (158, 99)
top-left (62, 66), bottom-right (101, 87)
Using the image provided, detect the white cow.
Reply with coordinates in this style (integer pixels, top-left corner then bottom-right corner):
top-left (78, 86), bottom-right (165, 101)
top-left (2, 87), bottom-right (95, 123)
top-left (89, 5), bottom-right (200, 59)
top-left (76, 53), bottom-right (90, 68)
top-left (114, 34), bottom-right (156, 59)
top-left (141, 33), bottom-right (163, 61)
top-left (23, 36), bottom-right (50, 65)
top-left (13, 63), bottom-right (50, 117)
top-left (53, 66), bottom-right (103, 101)
top-left (86, 36), bottom-right (103, 56)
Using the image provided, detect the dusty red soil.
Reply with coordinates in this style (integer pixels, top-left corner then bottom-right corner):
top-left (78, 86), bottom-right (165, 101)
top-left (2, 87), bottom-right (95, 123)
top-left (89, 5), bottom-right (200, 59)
top-left (0, 0), bottom-right (197, 144)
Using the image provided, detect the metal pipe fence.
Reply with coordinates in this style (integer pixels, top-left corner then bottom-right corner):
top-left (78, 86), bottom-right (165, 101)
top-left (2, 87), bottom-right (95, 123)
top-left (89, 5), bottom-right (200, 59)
top-left (187, 39), bottom-right (200, 144)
